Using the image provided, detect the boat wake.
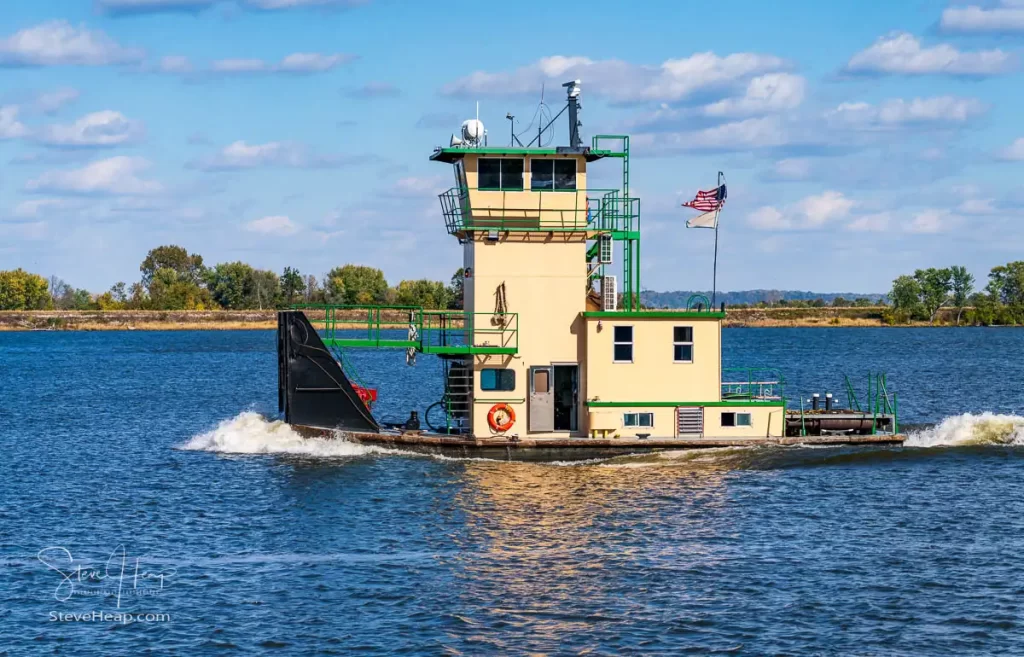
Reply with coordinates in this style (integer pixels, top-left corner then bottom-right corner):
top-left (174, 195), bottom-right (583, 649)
top-left (180, 412), bottom-right (389, 458)
top-left (904, 412), bottom-right (1024, 447)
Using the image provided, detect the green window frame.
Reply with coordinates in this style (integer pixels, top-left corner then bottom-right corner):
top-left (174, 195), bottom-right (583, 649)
top-left (480, 368), bottom-right (515, 391)
top-left (478, 158), bottom-right (524, 191)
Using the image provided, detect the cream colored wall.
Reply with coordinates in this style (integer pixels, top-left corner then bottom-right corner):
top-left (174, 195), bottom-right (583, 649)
top-left (462, 154), bottom-right (589, 228)
top-left (467, 234), bottom-right (588, 438)
top-left (702, 406), bottom-right (785, 438)
top-left (584, 317), bottom-right (722, 405)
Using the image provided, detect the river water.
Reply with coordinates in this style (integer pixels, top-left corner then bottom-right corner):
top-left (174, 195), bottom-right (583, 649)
top-left (2, 328), bottom-right (1024, 655)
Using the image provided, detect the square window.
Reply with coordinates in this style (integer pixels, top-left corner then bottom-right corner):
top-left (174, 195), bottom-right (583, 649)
top-left (531, 160), bottom-right (554, 191)
top-left (500, 158), bottom-right (523, 190)
top-left (613, 344), bottom-right (633, 362)
top-left (478, 158), bottom-right (501, 190)
top-left (721, 412), bottom-right (736, 427)
top-left (554, 160), bottom-right (576, 190)
top-left (480, 368), bottom-right (515, 391)
top-left (737, 413), bottom-right (752, 427)
top-left (673, 327), bottom-right (693, 342)
top-left (613, 326), bottom-right (633, 342)
top-left (673, 344), bottom-right (693, 362)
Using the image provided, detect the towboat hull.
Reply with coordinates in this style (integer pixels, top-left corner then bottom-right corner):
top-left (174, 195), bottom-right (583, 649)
top-left (291, 424), bottom-right (906, 462)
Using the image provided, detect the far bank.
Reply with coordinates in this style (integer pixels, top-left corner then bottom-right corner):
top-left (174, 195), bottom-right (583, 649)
top-left (0, 307), bottom-right (984, 331)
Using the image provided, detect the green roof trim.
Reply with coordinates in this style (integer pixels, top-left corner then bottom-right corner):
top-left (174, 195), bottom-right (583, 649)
top-left (583, 311), bottom-right (725, 319)
top-left (430, 147), bottom-right (606, 163)
top-left (587, 401), bottom-right (786, 408)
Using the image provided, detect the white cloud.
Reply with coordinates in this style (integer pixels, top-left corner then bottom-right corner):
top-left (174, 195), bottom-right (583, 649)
top-left (768, 158), bottom-right (812, 181)
top-left (442, 52), bottom-right (788, 102)
top-left (246, 215), bottom-right (298, 236)
top-left (635, 116), bottom-right (790, 153)
top-left (192, 140), bottom-right (354, 170)
top-left (38, 110), bottom-right (143, 147)
top-left (907, 209), bottom-right (956, 234)
top-left (34, 88), bottom-right (80, 114)
top-left (845, 32), bottom-right (1013, 76)
top-left (393, 176), bottom-right (446, 197)
top-left (958, 198), bottom-right (997, 215)
top-left (158, 55), bottom-right (192, 73)
top-left (748, 191), bottom-right (854, 231)
top-left (12, 198), bottom-right (82, 218)
top-left (827, 96), bottom-right (986, 128)
top-left (206, 53), bottom-right (354, 75)
top-left (0, 21), bottom-right (144, 67)
top-left (241, 0), bottom-right (368, 8)
top-left (941, 3), bottom-right (1024, 34)
top-left (25, 156), bottom-right (163, 196)
top-left (999, 137), bottom-right (1024, 161)
top-left (97, 0), bottom-right (217, 14)
top-left (846, 212), bottom-right (891, 232)
top-left (704, 73), bottom-right (805, 116)
top-left (0, 106), bottom-right (29, 139)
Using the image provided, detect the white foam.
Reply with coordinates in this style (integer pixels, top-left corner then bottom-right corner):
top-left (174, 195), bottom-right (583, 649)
top-left (905, 412), bottom-right (1024, 447)
top-left (180, 411), bottom-right (388, 457)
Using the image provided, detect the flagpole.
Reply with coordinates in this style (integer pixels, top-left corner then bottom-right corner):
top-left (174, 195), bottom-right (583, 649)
top-left (712, 171), bottom-right (723, 308)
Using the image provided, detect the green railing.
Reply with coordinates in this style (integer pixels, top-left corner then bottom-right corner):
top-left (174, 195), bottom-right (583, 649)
top-left (721, 368), bottom-right (785, 402)
top-left (437, 186), bottom-right (639, 236)
top-left (292, 305), bottom-right (518, 355)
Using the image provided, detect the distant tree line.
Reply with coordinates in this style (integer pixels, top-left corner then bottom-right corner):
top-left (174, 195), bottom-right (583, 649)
top-left (887, 262), bottom-right (1024, 326)
top-left (642, 290), bottom-right (886, 309)
top-left (0, 244), bottom-right (465, 312)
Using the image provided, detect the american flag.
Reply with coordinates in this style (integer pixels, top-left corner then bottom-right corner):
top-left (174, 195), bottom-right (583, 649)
top-left (682, 184), bottom-right (727, 212)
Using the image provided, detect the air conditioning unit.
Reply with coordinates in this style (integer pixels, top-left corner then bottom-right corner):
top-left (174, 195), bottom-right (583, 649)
top-left (602, 276), bottom-right (617, 311)
top-left (598, 234), bottom-right (613, 264)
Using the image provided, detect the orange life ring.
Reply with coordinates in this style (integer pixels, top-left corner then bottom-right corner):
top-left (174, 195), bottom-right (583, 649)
top-left (487, 403), bottom-right (516, 432)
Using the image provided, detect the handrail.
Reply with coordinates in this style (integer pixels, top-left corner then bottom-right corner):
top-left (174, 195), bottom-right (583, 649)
top-left (721, 367), bottom-right (785, 402)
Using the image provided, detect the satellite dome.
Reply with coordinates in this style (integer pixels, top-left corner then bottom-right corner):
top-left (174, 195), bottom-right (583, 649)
top-left (461, 119), bottom-right (485, 144)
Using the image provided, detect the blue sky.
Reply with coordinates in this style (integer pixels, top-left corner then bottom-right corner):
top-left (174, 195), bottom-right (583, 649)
top-left (2, 0), bottom-right (1023, 294)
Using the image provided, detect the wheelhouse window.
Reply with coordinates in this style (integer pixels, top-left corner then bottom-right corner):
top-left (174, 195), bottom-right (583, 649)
top-left (530, 159), bottom-right (577, 191)
top-left (673, 326), bottom-right (694, 363)
top-left (478, 158), bottom-right (524, 191)
top-left (613, 325), bottom-right (633, 362)
top-left (480, 368), bottom-right (515, 391)
top-left (721, 412), bottom-right (752, 427)
top-left (624, 412), bottom-right (654, 428)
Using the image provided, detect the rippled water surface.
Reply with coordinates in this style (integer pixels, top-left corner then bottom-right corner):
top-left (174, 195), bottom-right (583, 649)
top-left (3, 328), bottom-right (1024, 655)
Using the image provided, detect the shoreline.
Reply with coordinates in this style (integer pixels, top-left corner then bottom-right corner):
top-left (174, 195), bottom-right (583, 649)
top-left (0, 308), bottom-right (981, 331)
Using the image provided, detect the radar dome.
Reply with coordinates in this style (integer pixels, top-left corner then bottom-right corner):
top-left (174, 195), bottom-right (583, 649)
top-left (461, 119), bottom-right (485, 144)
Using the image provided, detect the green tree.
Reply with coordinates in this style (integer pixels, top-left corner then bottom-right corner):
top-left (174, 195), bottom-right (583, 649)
top-left (950, 265), bottom-right (974, 326)
top-left (148, 267), bottom-right (213, 310)
top-left (140, 245), bottom-right (205, 287)
top-left (853, 297), bottom-right (874, 307)
top-left (281, 267), bottom-right (304, 306)
top-left (324, 265), bottom-right (388, 305)
top-left (889, 275), bottom-right (922, 322)
top-left (987, 261), bottom-right (1024, 307)
top-left (250, 269), bottom-right (281, 309)
top-left (205, 262), bottom-right (255, 309)
top-left (0, 269), bottom-right (51, 310)
top-left (304, 275), bottom-right (323, 303)
top-left (447, 268), bottom-right (464, 309)
top-left (831, 296), bottom-right (848, 307)
top-left (913, 267), bottom-right (953, 323)
top-left (394, 279), bottom-right (451, 309)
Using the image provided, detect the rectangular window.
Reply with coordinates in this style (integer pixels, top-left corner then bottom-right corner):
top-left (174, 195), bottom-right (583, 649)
top-left (624, 412), bottom-right (654, 428)
top-left (532, 368), bottom-right (549, 393)
top-left (480, 368), bottom-right (515, 391)
top-left (721, 412), bottom-right (752, 427)
top-left (530, 159), bottom-right (577, 191)
top-left (478, 158), bottom-right (523, 191)
top-left (673, 326), bottom-right (694, 363)
top-left (613, 325), bottom-right (633, 362)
